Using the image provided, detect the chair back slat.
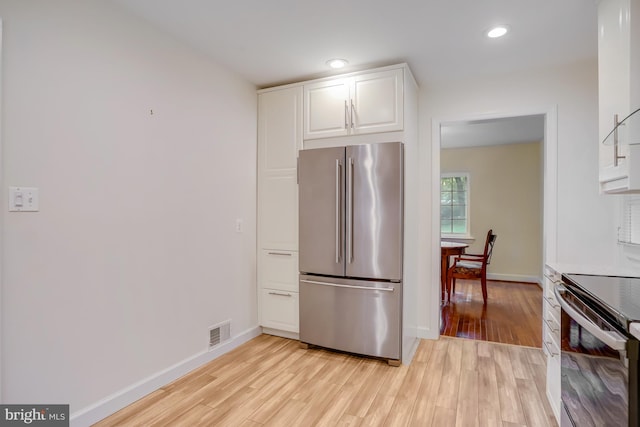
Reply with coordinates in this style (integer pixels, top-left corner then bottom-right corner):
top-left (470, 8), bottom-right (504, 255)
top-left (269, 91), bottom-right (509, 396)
top-left (484, 229), bottom-right (497, 265)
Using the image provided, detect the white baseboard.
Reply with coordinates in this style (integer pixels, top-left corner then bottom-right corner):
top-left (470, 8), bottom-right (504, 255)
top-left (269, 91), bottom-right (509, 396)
top-left (261, 327), bottom-right (300, 340)
top-left (70, 326), bottom-right (262, 427)
top-left (487, 273), bottom-right (541, 286)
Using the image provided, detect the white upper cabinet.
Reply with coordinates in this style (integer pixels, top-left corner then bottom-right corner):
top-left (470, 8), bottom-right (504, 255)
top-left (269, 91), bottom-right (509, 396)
top-left (598, 0), bottom-right (640, 193)
top-left (303, 68), bottom-right (404, 140)
top-left (257, 86), bottom-right (302, 250)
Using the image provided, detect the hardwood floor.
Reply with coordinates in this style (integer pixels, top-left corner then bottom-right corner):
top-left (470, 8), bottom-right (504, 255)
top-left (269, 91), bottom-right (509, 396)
top-left (94, 334), bottom-right (557, 427)
top-left (440, 279), bottom-right (543, 348)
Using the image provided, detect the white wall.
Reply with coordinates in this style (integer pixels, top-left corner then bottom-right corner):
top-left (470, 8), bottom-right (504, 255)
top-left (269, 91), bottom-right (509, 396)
top-left (0, 0), bottom-right (257, 421)
top-left (418, 59), bottom-right (618, 338)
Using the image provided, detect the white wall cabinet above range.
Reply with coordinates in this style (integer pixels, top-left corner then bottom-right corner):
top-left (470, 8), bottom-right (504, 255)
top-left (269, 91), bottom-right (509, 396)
top-left (303, 68), bottom-right (404, 140)
top-left (598, 0), bottom-right (640, 193)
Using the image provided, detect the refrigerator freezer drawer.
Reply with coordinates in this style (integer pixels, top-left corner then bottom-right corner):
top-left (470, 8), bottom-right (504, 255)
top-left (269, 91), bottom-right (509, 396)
top-left (299, 275), bottom-right (401, 360)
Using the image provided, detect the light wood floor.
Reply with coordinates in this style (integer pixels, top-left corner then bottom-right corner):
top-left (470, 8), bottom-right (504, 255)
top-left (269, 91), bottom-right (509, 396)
top-left (440, 280), bottom-right (543, 348)
top-left (94, 334), bottom-right (557, 427)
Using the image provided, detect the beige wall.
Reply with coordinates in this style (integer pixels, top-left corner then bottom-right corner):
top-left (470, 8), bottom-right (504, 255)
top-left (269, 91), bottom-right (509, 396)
top-left (441, 141), bottom-right (543, 281)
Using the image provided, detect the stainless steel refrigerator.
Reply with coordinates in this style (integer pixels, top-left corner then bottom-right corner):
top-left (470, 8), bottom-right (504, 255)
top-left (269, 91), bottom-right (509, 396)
top-left (298, 142), bottom-right (403, 361)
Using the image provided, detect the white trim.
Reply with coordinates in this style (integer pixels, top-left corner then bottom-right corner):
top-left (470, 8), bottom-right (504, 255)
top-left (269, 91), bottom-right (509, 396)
top-left (440, 172), bottom-right (471, 236)
top-left (0, 18), bottom-right (4, 403)
top-left (70, 326), bottom-right (262, 427)
top-left (402, 336), bottom-right (420, 365)
top-left (441, 235), bottom-right (475, 242)
top-left (417, 326), bottom-right (439, 340)
top-left (261, 327), bottom-right (300, 340)
top-left (432, 106), bottom-right (558, 335)
top-left (486, 273), bottom-right (542, 285)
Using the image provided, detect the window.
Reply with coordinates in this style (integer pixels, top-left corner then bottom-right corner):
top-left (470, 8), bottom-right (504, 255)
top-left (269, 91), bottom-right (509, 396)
top-left (441, 174), bottom-right (469, 237)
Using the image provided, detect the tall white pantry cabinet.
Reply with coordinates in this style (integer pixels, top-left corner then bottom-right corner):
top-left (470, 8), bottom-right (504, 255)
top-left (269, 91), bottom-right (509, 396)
top-left (257, 64), bottom-right (419, 352)
top-left (257, 85), bottom-right (303, 336)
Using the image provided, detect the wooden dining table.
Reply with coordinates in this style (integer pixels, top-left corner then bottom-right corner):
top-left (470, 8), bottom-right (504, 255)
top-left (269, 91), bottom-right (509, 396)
top-left (440, 241), bottom-right (469, 301)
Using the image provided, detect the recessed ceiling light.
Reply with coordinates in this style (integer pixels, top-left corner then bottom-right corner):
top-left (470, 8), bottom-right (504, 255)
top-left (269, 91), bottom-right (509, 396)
top-left (326, 59), bottom-right (348, 69)
top-left (486, 26), bottom-right (509, 38)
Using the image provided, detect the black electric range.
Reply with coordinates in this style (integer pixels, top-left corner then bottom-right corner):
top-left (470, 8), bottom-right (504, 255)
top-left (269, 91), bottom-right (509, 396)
top-left (561, 273), bottom-right (640, 333)
top-left (559, 273), bottom-right (640, 427)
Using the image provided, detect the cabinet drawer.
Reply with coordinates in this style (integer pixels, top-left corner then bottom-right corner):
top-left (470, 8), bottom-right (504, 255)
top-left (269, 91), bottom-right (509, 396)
top-left (260, 288), bottom-right (299, 332)
top-left (258, 249), bottom-right (299, 293)
top-left (545, 336), bottom-right (561, 420)
top-left (543, 313), bottom-right (561, 349)
top-left (544, 292), bottom-right (561, 324)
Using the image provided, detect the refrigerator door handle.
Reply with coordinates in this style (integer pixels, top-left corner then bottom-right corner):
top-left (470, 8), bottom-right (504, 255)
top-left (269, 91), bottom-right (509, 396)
top-left (348, 157), bottom-right (354, 263)
top-left (335, 159), bottom-right (341, 264)
top-left (300, 279), bottom-right (395, 292)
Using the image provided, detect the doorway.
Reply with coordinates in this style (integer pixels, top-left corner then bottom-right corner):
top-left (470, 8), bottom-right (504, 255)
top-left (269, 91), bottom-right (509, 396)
top-left (434, 110), bottom-right (556, 348)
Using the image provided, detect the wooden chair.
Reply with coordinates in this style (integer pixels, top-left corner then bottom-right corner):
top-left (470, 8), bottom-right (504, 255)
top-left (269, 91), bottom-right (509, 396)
top-left (447, 229), bottom-right (497, 304)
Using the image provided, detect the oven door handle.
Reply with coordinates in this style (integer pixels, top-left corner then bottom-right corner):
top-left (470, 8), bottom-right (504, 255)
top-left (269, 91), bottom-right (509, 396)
top-left (554, 285), bottom-right (627, 351)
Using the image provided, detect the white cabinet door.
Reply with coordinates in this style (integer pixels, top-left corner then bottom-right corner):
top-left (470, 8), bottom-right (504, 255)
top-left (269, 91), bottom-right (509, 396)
top-left (258, 87), bottom-right (302, 173)
top-left (303, 68), bottom-right (404, 140)
top-left (303, 79), bottom-right (351, 140)
top-left (258, 87), bottom-right (301, 251)
top-left (258, 171), bottom-right (298, 250)
top-left (598, 0), bottom-right (640, 192)
top-left (351, 69), bottom-right (403, 135)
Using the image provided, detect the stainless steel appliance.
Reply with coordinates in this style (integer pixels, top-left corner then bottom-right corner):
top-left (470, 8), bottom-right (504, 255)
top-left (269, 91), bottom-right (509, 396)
top-left (298, 142), bottom-right (403, 362)
top-left (555, 274), bottom-right (640, 427)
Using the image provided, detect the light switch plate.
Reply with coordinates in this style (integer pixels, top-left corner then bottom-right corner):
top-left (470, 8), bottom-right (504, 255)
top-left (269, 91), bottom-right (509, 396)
top-left (9, 187), bottom-right (39, 212)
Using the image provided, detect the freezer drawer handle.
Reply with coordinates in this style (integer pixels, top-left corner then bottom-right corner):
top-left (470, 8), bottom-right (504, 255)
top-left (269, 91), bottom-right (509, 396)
top-left (553, 285), bottom-right (627, 351)
top-left (268, 291), bottom-right (292, 297)
top-left (267, 252), bottom-right (292, 256)
top-left (300, 279), bottom-right (394, 292)
top-left (336, 159), bottom-right (342, 264)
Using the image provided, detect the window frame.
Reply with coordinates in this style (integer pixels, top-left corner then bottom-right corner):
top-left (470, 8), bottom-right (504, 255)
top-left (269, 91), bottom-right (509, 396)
top-left (440, 172), bottom-right (471, 239)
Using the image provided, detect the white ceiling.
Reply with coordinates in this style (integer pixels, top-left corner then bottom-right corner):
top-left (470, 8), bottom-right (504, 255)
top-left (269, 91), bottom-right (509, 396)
top-left (110, 0), bottom-right (593, 147)
top-left (112, 0), bottom-right (598, 89)
top-left (441, 115), bottom-right (545, 149)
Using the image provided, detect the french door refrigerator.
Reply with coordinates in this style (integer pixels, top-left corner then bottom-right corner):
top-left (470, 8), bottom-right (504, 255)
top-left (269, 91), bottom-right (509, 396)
top-left (298, 142), bottom-right (403, 361)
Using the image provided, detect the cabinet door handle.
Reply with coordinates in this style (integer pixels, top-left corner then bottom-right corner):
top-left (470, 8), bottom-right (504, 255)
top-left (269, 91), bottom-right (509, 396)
top-left (544, 318), bottom-right (559, 333)
top-left (344, 100), bottom-right (349, 129)
top-left (268, 291), bottom-right (292, 297)
top-left (543, 341), bottom-right (558, 357)
top-left (614, 114), bottom-right (626, 166)
top-left (267, 252), bottom-right (292, 256)
top-left (350, 99), bottom-right (355, 129)
top-left (544, 296), bottom-right (560, 310)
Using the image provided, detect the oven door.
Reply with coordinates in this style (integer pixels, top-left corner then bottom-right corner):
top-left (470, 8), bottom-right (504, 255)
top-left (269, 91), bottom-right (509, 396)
top-left (554, 285), bottom-right (630, 427)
